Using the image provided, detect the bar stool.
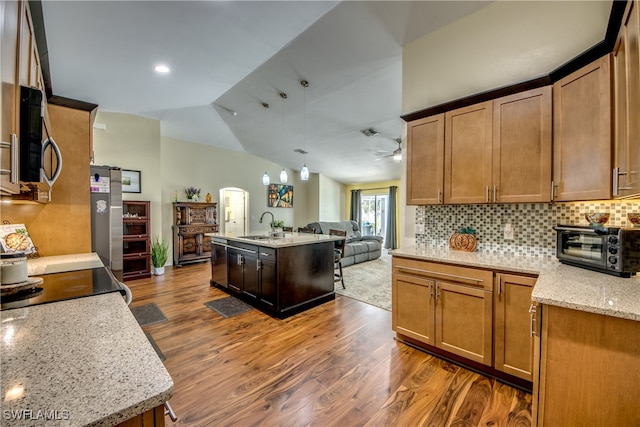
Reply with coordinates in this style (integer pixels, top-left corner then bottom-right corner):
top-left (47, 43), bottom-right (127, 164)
top-left (329, 229), bottom-right (346, 289)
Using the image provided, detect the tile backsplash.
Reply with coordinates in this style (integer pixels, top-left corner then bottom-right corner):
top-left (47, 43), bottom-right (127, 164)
top-left (415, 201), bottom-right (640, 257)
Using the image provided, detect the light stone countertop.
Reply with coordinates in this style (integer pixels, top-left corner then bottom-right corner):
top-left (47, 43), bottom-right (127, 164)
top-left (206, 231), bottom-right (345, 248)
top-left (391, 246), bottom-right (640, 322)
top-left (27, 253), bottom-right (104, 276)
top-left (0, 293), bottom-right (174, 426)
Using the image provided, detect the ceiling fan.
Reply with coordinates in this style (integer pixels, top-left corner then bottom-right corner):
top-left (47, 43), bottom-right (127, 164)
top-left (375, 138), bottom-right (402, 161)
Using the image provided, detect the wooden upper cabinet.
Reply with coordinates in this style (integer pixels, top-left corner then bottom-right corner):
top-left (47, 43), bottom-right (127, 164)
top-left (613, 0), bottom-right (640, 199)
top-left (0, 0), bottom-right (21, 195)
top-left (553, 55), bottom-right (612, 201)
top-left (406, 114), bottom-right (444, 205)
top-left (493, 87), bottom-right (552, 203)
top-left (444, 101), bottom-right (493, 204)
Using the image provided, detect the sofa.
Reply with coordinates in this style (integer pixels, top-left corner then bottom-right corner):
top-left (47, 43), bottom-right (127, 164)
top-left (306, 220), bottom-right (382, 267)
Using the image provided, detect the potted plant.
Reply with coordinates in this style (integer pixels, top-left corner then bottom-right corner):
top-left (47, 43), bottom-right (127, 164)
top-left (270, 219), bottom-right (284, 236)
top-left (151, 235), bottom-right (169, 275)
top-left (185, 187), bottom-right (201, 201)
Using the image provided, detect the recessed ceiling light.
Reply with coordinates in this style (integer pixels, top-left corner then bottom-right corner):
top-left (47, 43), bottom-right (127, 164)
top-left (154, 64), bottom-right (170, 74)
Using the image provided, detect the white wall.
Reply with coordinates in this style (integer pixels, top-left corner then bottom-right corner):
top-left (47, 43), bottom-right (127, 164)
top-left (399, 1), bottom-right (610, 248)
top-left (93, 111), bottom-right (319, 264)
top-left (93, 112), bottom-right (163, 243)
top-left (402, 1), bottom-right (611, 114)
top-left (318, 175), bottom-right (345, 221)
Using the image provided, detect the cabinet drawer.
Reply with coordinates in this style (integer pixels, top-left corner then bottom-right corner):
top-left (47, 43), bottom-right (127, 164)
top-left (392, 256), bottom-right (493, 291)
top-left (177, 225), bottom-right (218, 235)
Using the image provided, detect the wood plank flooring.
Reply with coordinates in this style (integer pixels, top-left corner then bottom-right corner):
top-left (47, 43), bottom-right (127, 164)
top-left (127, 262), bottom-right (531, 427)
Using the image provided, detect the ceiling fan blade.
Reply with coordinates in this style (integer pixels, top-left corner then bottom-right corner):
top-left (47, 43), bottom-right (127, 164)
top-left (374, 154), bottom-right (393, 161)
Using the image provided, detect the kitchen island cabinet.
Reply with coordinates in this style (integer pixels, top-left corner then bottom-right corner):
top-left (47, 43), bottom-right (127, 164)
top-left (208, 232), bottom-right (342, 317)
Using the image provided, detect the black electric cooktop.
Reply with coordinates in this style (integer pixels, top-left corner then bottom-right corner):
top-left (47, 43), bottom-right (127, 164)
top-left (0, 266), bottom-right (125, 311)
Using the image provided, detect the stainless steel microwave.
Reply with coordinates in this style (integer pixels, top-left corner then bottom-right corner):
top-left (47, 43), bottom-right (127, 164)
top-left (555, 225), bottom-right (640, 277)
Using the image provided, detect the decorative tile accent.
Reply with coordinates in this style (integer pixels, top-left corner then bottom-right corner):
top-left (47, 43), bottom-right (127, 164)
top-left (415, 201), bottom-right (640, 257)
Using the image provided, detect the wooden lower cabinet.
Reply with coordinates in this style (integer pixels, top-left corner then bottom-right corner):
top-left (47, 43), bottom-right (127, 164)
top-left (392, 257), bottom-right (493, 365)
top-left (494, 273), bottom-right (536, 381)
top-left (116, 405), bottom-right (165, 427)
top-left (393, 273), bottom-right (435, 345)
top-left (173, 225), bottom-right (217, 266)
top-left (534, 304), bottom-right (640, 426)
top-left (435, 281), bottom-right (493, 365)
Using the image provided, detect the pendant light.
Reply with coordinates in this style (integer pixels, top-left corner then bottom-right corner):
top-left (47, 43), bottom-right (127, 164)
top-left (279, 92), bottom-right (288, 184)
top-left (261, 102), bottom-right (270, 186)
top-left (300, 80), bottom-right (310, 181)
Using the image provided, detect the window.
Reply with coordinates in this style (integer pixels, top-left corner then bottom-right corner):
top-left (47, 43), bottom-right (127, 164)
top-left (360, 194), bottom-right (387, 242)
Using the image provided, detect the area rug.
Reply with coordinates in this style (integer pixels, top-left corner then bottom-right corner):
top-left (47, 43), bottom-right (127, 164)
top-left (145, 332), bottom-right (166, 362)
top-left (130, 303), bottom-right (167, 327)
top-left (335, 252), bottom-right (391, 311)
top-left (205, 296), bottom-right (253, 318)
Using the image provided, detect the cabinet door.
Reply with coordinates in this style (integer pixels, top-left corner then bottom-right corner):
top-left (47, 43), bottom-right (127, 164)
top-left (494, 273), bottom-right (536, 381)
top-left (259, 256), bottom-right (277, 309)
top-left (17, 0), bottom-right (35, 86)
top-left (392, 273), bottom-right (435, 346)
top-left (242, 251), bottom-right (259, 300)
top-left (435, 281), bottom-right (492, 365)
top-left (493, 87), bottom-right (552, 203)
top-left (201, 234), bottom-right (212, 257)
top-left (0, 0), bottom-right (20, 195)
top-left (227, 249), bottom-right (244, 293)
top-left (536, 305), bottom-right (640, 426)
top-left (406, 114), bottom-right (444, 205)
top-left (444, 101), bottom-right (493, 204)
top-left (614, 1), bottom-right (640, 198)
top-left (553, 55), bottom-right (612, 201)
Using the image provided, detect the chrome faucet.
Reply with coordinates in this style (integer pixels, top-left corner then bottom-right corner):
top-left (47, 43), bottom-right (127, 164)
top-left (259, 211), bottom-right (275, 234)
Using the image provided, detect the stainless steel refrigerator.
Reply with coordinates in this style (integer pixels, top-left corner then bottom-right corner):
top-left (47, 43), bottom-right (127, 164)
top-left (90, 165), bottom-right (123, 280)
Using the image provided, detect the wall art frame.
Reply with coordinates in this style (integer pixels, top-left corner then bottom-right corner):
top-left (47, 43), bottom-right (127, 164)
top-left (267, 184), bottom-right (293, 208)
top-left (122, 169), bottom-right (141, 193)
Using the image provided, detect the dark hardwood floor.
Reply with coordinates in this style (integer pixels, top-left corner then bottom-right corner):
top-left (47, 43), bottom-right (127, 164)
top-left (127, 262), bottom-right (532, 427)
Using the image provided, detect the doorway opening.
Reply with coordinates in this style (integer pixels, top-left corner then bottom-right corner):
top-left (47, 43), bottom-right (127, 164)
top-left (360, 194), bottom-right (388, 244)
top-left (219, 188), bottom-right (249, 236)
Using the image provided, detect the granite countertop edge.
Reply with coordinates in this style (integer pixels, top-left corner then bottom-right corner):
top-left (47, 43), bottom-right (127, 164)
top-left (390, 246), bottom-right (640, 322)
top-left (205, 232), bottom-right (344, 248)
top-left (1, 293), bottom-right (174, 427)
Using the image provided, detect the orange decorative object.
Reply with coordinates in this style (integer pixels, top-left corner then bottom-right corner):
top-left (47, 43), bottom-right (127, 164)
top-left (448, 232), bottom-right (478, 252)
top-left (205, 193), bottom-right (213, 203)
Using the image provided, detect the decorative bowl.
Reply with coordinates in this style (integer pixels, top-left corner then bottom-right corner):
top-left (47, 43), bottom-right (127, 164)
top-left (628, 213), bottom-right (640, 227)
top-left (585, 212), bottom-right (610, 226)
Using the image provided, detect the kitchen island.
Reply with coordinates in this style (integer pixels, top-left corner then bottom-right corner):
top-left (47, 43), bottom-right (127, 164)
top-left (1, 289), bottom-right (173, 426)
top-left (206, 232), bottom-right (344, 317)
top-left (390, 246), bottom-right (640, 426)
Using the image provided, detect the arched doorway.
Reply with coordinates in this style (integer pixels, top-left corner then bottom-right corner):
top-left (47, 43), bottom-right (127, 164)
top-left (219, 187), bottom-right (249, 236)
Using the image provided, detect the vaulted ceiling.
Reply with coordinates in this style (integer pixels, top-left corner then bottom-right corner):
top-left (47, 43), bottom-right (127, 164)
top-left (41, 1), bottom-right (612, 184)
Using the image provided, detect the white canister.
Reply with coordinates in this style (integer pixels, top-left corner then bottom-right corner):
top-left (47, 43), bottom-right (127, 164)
top-left (1, 252), bottom-right (28, 285)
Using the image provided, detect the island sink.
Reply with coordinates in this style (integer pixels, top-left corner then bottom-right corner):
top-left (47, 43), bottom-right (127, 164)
top-left (239, 235), bottom-right (283, 240)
